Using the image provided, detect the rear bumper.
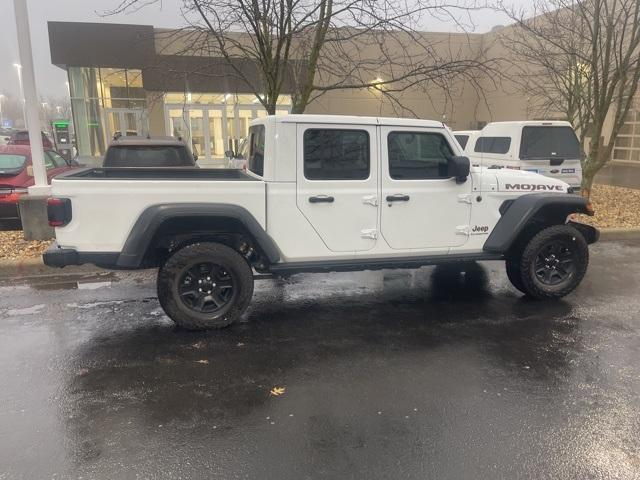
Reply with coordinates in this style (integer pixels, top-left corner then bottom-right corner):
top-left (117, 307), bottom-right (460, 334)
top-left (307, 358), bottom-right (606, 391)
top-left (43, 242), bottom-right (119, 269)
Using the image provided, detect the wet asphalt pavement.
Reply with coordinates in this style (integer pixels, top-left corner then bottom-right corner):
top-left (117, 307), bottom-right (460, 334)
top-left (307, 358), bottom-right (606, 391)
top-left (1, 241), bottom-right (639, 480)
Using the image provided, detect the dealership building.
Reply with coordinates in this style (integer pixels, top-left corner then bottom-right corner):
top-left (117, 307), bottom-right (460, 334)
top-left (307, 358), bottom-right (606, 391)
top-left (48, 21), bottom-right (640, 181)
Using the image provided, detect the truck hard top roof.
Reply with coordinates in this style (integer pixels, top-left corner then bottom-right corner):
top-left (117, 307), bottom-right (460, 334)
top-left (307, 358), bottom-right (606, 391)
top-left (255, 114), bottom-right (446, 128)
top-left (481, 120), bottom-right (573, 128)
top-left (108, 136), bottom-right (188, 147)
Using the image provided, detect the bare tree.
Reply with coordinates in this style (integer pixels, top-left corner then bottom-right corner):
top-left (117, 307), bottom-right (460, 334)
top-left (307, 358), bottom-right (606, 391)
top-left (498, 0), bottom-right (640, 197)
top-left (109, 0), bottom-right (494, 116)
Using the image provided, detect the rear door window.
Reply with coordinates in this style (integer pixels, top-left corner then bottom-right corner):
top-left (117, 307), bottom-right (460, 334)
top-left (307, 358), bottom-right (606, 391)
top-left (520, 126), bottom-right (580, 160)
top-left (474, 137), bottom-right (511, 154)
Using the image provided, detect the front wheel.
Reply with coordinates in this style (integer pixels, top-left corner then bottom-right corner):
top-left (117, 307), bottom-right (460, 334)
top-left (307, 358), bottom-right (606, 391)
top-left (514, 225), bottom-right (589, 299)
top-left (157, 242), bottom-right (254, 330)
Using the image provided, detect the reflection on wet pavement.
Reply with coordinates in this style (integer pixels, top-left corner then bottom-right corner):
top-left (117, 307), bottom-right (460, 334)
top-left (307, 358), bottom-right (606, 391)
top-left (0, 241), bottom-right (639, 479)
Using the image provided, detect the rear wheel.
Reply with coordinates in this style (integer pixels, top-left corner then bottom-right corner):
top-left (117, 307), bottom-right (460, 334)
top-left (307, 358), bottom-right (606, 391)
top-left (157, 242), bottom-right (254, 330)
top-left (516, 225), bottom-right (589, 299)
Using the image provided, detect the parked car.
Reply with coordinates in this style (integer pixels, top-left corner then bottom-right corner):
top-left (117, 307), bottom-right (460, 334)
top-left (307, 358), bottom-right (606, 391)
top-left (44, 114), bottom-right (598, 330)
top-left (458, 121), bottom-right (583, 189)
top-left (103, 136), bottom-right (197, 167)
top-left (0, 145), bottom-right (77, 222)
top-left (7, 130), bottom-right (55, 149)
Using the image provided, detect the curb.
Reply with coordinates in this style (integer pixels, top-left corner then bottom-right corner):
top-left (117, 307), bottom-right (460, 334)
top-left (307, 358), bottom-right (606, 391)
top-left (1, 228), bottom-right (639, 279)
top-left (598, 228), bottom-right (640, 242)
top-left (0, 258), bottom-right (105, 280)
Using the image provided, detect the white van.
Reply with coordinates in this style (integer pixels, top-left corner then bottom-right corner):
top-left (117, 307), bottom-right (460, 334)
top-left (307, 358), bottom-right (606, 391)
top-left (458, 121), bottom-right (582, 189)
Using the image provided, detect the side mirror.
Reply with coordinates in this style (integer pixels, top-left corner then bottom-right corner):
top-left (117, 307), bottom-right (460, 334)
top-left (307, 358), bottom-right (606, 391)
top-left (26, 165), bottom-right (34, 177)
top-left (448, 156), bottom-right (470, 183)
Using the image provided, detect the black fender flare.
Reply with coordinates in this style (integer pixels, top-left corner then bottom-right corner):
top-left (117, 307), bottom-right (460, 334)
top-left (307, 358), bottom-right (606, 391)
top-left (483, 194), bottom-right (597, 254)
top-left (115, 203), bottom-right (281, 268)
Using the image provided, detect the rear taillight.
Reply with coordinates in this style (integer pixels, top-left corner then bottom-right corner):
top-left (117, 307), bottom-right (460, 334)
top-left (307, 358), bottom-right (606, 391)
top-left (47, 197), bottom-right (72, 227)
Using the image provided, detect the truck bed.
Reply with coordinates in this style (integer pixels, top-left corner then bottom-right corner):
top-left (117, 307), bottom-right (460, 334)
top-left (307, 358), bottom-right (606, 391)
top-left (50, 168), bottom-right (266, 253)
top-left (58, 167), bottom-right (258, 181)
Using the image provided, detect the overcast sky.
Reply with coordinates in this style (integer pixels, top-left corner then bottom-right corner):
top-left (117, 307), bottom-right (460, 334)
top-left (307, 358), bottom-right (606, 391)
top-left (0, 0), bottom-right (526, 100)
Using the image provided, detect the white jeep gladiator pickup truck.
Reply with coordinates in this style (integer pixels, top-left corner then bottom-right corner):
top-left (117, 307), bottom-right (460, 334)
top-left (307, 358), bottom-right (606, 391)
top-left (44, 115), bottom-right (599, 330)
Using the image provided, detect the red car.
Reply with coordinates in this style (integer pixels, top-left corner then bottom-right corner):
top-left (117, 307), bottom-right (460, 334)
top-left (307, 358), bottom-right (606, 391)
top-left (0, 145), bottom-right (76, 223)
top-left (7, 130), bottom-right (55, 149)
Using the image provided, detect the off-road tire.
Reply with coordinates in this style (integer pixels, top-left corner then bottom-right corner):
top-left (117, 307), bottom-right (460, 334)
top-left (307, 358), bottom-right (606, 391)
top-left (157, 242), bottom-right (254, 330)
top-left (517, 225), bottom-right (589, 299)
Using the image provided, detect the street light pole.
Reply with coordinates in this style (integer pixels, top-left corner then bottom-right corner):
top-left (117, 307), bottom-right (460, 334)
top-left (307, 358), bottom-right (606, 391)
top-left (0, 94), bottom-right (5, 126)
top-left (13, 0), bottom-right (49, 195)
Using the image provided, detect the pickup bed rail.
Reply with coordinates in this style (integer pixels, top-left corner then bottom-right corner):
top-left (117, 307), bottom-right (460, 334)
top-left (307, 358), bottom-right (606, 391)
top-left (57, 167), bottom-right (257, 181)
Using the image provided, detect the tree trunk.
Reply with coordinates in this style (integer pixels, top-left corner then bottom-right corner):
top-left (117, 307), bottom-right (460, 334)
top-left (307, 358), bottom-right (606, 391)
top-left (290, 102), bottom-right (307, 114)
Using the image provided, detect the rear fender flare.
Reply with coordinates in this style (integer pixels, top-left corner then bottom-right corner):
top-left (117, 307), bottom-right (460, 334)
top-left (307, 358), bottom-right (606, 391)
top-left (116, 203), bottom-right (280, 268)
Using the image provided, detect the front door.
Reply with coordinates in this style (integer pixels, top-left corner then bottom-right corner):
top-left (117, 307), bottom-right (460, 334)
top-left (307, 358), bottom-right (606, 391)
top-left (380, 126), bottom-right (472, 251)
top-left (296, 123), bottom-right (378, 252)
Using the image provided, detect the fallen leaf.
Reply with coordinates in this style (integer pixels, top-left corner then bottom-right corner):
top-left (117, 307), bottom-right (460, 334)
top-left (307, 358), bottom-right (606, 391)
top-left (270, 386), bottom-right (286, 396)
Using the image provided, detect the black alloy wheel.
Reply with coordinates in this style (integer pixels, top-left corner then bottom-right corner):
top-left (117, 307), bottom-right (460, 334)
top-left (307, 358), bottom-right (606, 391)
top-left (178, 262), bottom-right (236, 313)
top-left (533, 240), bottom-right (577, 286)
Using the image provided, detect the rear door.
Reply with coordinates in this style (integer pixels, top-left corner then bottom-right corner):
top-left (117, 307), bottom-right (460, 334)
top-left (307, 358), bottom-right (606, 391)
top-left (380, 126), bottom-right (472, 251)
top-left (296, 123), bottom-right (378, 252)
top-left (518, 126), bottom-right (582, 186)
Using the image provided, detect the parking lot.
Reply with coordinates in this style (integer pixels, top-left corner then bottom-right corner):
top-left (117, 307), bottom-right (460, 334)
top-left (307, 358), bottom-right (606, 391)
top-left (1, 240), bottom-right (639, 479)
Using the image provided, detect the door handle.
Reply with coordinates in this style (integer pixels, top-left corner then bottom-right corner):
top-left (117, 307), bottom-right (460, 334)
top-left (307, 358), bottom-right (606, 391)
top-left (309, 195), bottom-right (335, 203)
top-left (386, 194), bottom-right (410, 202)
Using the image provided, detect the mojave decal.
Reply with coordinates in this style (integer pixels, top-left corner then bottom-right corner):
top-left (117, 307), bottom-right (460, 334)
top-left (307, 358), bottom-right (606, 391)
top-left (504, 183), bottom-right (564, 192)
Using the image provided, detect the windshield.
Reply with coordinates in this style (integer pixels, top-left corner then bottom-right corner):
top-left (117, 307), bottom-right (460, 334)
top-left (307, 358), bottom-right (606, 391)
top-left (103, 146), bottom-right (195, 167)
top-left (520, 126), bottom-right (580, 160)
top-left (0, 154), bottom-right (27, 175)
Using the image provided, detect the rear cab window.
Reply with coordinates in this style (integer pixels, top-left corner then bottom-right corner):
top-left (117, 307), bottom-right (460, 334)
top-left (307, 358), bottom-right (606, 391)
top-left (519, 126), bottom-right (580, 160)
top-left (303, 129), bottom-right (369, 180)
top-left (247, 125), bottom-right (266, 177)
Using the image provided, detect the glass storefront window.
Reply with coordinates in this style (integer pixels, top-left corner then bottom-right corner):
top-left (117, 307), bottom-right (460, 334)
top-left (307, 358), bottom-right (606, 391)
top-left (68, 67), bottom-right (147, 159)
top-left (164, 92), bottom-right (291, 164)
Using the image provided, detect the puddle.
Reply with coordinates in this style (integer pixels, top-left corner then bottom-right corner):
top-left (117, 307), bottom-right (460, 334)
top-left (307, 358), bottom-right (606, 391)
top-left (5, 304), bottom-right (46, 316)
top-left (66, 300), bottom-right (126, 309)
